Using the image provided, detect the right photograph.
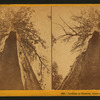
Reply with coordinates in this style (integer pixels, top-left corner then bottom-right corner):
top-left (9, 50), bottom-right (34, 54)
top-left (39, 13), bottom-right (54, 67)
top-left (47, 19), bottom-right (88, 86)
top-left (52, 6), bottom-right (100, 90)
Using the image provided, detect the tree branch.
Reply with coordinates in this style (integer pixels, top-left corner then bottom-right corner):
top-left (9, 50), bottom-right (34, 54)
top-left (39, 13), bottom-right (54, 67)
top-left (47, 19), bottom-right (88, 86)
top-left (19, 39), bottom-right (42, 90)
top-left (53, 17), bottom-right (92, 43)
top-left (21, 38), bottom-right (49, 71)
top-left (60, 17), bottom-right (79, 34)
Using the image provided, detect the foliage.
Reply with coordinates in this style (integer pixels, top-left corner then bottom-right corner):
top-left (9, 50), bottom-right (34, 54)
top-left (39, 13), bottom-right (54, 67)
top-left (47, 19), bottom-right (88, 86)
top-left (53, 8), bottom-right (100, 52)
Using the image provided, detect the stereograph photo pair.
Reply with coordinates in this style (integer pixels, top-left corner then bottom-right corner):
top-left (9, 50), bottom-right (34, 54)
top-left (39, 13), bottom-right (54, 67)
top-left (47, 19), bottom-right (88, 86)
top-left (0, 5), bottom-right (100, 92)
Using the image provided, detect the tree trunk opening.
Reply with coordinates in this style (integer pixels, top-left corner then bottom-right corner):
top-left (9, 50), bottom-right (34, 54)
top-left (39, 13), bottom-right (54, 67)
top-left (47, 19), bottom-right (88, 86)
top-left (0, 31), bottom-right (23, 90)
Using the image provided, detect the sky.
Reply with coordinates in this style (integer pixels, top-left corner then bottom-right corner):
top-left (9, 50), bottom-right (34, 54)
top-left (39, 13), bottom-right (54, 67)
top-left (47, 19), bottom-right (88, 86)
top-left (30, 6), bottom-right (51, 90)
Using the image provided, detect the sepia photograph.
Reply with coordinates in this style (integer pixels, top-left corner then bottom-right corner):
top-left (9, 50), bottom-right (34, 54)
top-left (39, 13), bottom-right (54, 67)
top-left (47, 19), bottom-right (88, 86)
top-left (1, 4), bottom-right (100, 96)
top-left (0, 6), bottom-right (51, 90)
top-left (52, 6), bottom-right (100, 90)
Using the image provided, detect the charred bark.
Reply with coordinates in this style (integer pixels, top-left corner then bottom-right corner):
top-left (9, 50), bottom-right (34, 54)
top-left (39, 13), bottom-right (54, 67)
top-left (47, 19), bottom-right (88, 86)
top-left (0, 31), bottom-right (23, 90)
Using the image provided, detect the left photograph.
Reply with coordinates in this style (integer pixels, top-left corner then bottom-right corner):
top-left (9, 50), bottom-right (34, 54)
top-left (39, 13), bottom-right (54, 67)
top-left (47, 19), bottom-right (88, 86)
top-left (0, 6), bottom-right (51, 90)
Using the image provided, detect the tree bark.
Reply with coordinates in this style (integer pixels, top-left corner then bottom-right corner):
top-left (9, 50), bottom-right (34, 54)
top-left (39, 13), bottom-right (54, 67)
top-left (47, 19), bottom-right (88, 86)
top-left (20, 41), bottom-right (42, 90)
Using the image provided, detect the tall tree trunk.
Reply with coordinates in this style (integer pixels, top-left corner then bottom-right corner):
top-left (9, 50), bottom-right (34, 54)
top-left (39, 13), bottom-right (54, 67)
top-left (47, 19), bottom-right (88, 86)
top-left (0, 31), bottom-right (23, 90)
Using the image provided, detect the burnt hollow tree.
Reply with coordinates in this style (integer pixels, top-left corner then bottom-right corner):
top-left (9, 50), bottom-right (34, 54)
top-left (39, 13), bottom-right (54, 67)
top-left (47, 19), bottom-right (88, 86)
top-left (53, 8), bottom-right (100, 89)
top-left (0, 7), bottom-right (49, 90)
